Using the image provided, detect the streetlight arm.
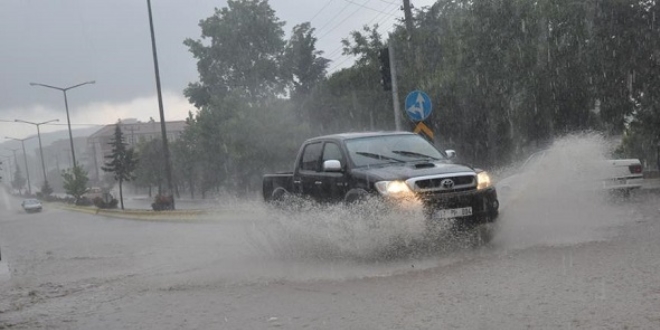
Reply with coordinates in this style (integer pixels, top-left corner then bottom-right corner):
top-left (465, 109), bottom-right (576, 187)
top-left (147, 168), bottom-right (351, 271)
top-left (64, 81), bottom-right (96, 90)
top-left (30, 81), bottom-right (95, 91)
top-left (15, 118), bottom-right (59, 126)
top-left (29, 82), bottom-right (64, 91)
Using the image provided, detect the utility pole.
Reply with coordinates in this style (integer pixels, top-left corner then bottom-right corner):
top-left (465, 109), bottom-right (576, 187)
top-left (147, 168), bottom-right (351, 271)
top-left (402, 0), bottom-right (414, 51)
top-left (402, 0), bottom-right (423, 74)
top-left (389, 40), bottom-right (402, 131)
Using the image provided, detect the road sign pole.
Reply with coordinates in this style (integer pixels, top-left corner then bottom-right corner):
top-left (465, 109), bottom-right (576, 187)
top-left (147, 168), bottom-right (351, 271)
top-left (388, 39), bottom-right (402, 131)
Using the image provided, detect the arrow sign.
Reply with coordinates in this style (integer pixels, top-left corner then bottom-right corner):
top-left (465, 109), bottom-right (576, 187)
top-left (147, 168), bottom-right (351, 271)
top-left (405, 90), bottom-right (432, 122)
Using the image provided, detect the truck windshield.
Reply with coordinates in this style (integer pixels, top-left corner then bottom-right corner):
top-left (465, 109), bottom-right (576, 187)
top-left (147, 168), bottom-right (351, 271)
top-left (345, 134), bottom-right (445, 167)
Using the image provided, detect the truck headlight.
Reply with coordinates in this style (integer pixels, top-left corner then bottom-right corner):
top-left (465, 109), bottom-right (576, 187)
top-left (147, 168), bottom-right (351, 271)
top-left (477, 171), bottom-right (492, 190)
top-left (375, 180), bottom-right (414, 197)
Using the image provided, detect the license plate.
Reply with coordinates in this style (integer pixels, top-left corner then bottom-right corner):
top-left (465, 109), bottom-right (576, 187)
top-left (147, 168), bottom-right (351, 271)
top-left (433, 207), bottom-right (473, 219)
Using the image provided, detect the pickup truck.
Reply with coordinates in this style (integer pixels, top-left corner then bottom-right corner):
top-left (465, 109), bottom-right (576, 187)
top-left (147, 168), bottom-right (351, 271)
top-left (262, 132), bottom-right (499, 228)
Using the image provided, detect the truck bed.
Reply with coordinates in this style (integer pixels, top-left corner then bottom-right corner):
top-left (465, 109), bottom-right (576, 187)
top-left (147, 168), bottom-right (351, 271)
top-left (262, 172), bottom-right (294, 201)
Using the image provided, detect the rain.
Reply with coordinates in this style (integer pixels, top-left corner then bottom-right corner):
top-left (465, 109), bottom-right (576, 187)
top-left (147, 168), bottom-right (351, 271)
top-left (1, 0), bottom-right (660, 329)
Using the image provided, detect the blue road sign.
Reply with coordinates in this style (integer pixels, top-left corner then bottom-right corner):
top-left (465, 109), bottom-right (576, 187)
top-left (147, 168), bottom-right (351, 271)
top-left (405, 90), bottom-right (432, 122)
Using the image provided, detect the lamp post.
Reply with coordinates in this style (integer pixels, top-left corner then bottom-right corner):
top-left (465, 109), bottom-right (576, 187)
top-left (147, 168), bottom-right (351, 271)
top-left (5, 136), bottom-right (34, 195)
top-left (29, 81), bottom-right (95, 168)
top-left (14, 119), bottom-right (59, 185)
top-left (4, 148), bottom-right (19, 183)
top-left (146, 0), bottom-right (175, 209)
top-left (0, 155), bottom-right (12, 184)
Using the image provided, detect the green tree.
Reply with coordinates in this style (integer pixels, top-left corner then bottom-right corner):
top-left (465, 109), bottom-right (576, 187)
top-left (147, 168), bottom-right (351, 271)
top-left (184, 0), bottom-right (286, 107)
top-left (171, 115), bottom-right (200, 199)
top-left (283, 22), bottom-right (330, 101)
top-left (134, 137), bottom-right (164, 197)
top-left (62, 165), bottom-right (90, 204)
top-left (11, 164), bottom-right (26, 194)
top-left (102, 123), bottom-right (139, 210)
top-left (40, 180), bottom-right (53, 197)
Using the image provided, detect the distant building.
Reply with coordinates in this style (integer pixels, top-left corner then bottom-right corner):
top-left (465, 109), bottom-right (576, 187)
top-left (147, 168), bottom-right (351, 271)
top-left (87, 119), bottom-right (187, 182)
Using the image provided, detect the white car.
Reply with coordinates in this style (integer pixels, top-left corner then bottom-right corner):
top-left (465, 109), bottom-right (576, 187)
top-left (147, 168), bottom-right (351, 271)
top-left (21, 199), bottom-right (43, 213)
top-left (600, 159), bottom-right (644, 191)
top-left (497, 151), bottom-right (644, 208)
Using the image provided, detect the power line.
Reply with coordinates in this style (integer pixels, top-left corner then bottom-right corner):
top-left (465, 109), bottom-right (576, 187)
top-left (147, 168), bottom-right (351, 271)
top-left (317, 0), bottom-right (375, 40)
top-left (342, 0), bottom-right (397, 17)
top-left (325, 3), bottom-right (400, 62)
top-left (328, 55), bottom-right (356, 72)
top-left (316, 1), bottom-right (354, 32)
top-left (308, 0), bottom-right (337, 22)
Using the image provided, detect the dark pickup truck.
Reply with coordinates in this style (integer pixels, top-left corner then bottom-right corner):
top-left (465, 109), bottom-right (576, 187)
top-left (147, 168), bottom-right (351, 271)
top-left (262, 132), bottom-right (499, 227)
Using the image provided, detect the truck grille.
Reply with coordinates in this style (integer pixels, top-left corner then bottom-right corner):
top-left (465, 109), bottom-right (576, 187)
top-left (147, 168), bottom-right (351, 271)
top-left (406, 172), bottom-right (477, 193)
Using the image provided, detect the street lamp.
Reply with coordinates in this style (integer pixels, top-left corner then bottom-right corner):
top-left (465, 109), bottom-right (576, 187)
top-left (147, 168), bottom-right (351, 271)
top-left (4, 148), bottom-right (18, 183)
top-left (14, 119), bottom-right (59, 185)
top-left (0, 155), bottom-right (12, 184)
top-left (29, 80), bottom-right (95, 168)
top-left (146, 0), bottom-right (175, 209)
top-left (5, 136), bottom-right (34, 195)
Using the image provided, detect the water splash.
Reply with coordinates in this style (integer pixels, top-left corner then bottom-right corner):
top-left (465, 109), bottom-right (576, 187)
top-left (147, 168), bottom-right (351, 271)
top-left (493, 132), bottom-right (631, 249)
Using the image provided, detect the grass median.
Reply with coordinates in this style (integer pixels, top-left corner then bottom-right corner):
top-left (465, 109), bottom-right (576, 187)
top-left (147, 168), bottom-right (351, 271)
top-left (50, 203), bottom-right (207, 221)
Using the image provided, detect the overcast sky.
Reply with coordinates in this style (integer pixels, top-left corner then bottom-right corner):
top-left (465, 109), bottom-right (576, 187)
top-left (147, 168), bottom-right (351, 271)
top-left (0, 0), bottom-right (435, 140)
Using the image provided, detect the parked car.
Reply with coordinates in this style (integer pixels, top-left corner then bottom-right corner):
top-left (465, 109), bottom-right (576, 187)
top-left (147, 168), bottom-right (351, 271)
top-left (600, 159), bottom-right (644, 192)
top-left (497, 150), bottom-right (644, 203)
top-left (21, 199), bottom-right (43, 213)
top-left (262, 132), bottom-right (499, 231)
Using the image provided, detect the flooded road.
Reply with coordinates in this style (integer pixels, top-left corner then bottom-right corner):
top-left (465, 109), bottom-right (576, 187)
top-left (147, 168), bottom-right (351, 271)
top-left (1, 188), bottom-right (659, 329)
top-left (1, 134), bottom-right (660, 329)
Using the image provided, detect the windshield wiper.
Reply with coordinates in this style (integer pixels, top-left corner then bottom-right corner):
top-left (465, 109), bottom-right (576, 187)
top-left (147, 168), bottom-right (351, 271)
top-left (355, 151), bottom-right (405, 163)
top-left (391, 150), bottom-right (440, 160)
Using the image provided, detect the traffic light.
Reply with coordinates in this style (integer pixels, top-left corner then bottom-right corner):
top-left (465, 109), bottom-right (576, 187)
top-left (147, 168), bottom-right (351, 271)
top-left (379, 47), bottom-right (392, 91)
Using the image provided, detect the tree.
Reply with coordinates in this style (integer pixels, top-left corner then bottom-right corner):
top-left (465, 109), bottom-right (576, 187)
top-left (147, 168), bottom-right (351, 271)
top-left (134, 137), bottom-right (164, 197)
top-left (62, 165), bottom-right (90, 204)
top-left (11, 164), bottom-right (26, 194)
top-left (102, 123), bottom-right (139, 210)
top-left (40, 180), bottom-right (53, 197)
top-left (184, 0), bottom-right (287, 107)
top-left (283, 22), bottom-right (330, 101)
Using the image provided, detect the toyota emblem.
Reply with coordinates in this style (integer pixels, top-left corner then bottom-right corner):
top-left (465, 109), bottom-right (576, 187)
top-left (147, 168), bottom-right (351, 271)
top-left (440, 179), bottom-right (455, 189)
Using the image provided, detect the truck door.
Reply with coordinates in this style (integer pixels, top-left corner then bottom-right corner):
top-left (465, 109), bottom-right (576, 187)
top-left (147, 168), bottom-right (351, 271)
top-left (317, 142), bottom-right (348, 202)
top-left (294, 142), bottom-right (323, 200)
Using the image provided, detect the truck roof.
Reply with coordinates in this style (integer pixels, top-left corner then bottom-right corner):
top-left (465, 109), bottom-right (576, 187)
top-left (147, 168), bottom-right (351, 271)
top-left (304, 131), bottom-right (415, 144)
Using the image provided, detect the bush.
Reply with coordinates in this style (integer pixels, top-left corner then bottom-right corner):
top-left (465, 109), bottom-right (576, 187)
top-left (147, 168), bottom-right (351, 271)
top-left (152, 194), bottom-right (174, 211)
top-left (93, 197), bottom-right (118, 209)
top-left (76, 197), bottom-right (93, 206)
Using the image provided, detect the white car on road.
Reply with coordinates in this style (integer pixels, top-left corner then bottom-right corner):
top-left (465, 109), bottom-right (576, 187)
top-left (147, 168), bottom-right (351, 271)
top-left (21, 199), bottom-right (43, 213)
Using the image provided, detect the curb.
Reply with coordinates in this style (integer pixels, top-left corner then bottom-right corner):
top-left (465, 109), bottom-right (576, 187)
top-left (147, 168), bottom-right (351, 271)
top-left (50, 203), bottom-right (208, 221)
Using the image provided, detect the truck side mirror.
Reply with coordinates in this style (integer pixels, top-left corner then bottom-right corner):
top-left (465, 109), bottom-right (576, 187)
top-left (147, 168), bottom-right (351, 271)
top-left (445, 149), bottom-right (456, 159)
top-left (323, 160), bottom-right (342, 172)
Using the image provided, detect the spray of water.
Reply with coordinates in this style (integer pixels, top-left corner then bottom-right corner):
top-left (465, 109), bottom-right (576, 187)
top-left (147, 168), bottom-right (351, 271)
top-left (493, 132), bottom-right (631, 249)
top-left (256, 199), bottom-right (433, 261)
top-left (241, 132), bottom-right (632, 268)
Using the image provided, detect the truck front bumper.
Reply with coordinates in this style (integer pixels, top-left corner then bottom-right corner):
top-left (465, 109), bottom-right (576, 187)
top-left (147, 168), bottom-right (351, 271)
top-left (419, 187), bottom-right (499, 226)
